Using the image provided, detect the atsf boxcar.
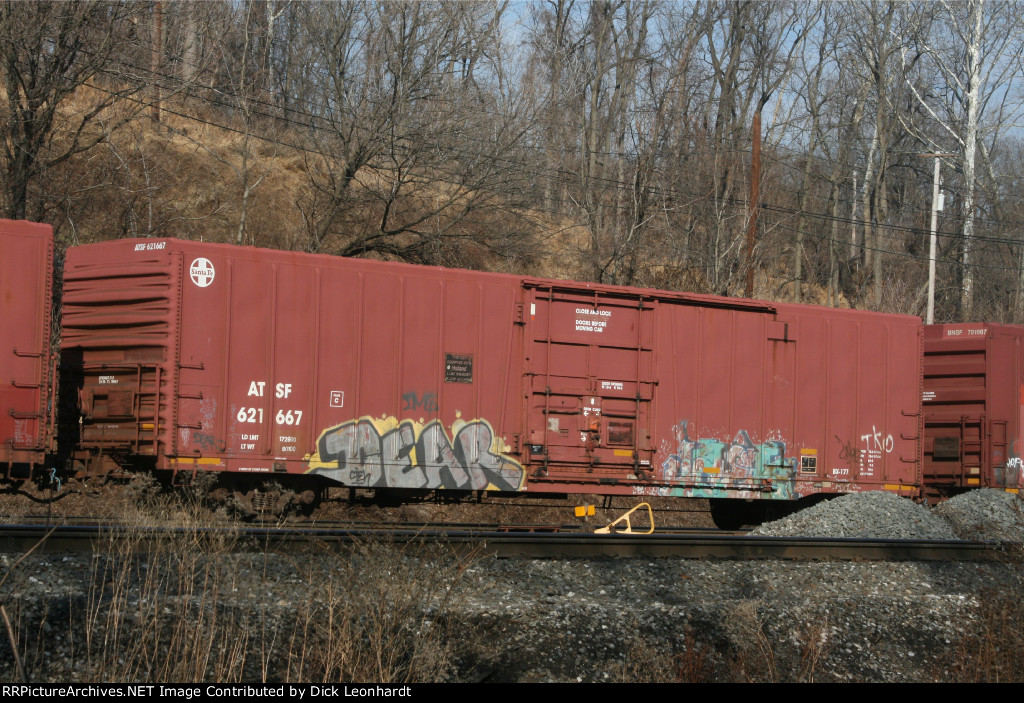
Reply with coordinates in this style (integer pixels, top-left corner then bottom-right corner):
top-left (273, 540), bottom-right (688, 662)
top-left (923, 322), bottom-right (1024, 500)
top-left (1, 219), bottom-right (54, 478)
top-left (62, 238), bottom-right (922, 518)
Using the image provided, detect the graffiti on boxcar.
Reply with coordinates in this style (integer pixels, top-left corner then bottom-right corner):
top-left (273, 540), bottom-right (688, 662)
top-left (401, 391), bottom-right (438, 413)
top-left (307, 415), bottom-right (525, 491)
top-left (860, 425), bottom-right (894, 453)
top-left (194, 432), bottom-right (218, 452)
top-left (195, 397), bottom-right (219, 451)
top-left (655, 420), bottom-right (798, 499)
top-left (999, 439), bottom-right (1023, 486)
top-left (836, 436), bottom-right (857, 462)
top-left (855, 424), bottom-right (892, 477)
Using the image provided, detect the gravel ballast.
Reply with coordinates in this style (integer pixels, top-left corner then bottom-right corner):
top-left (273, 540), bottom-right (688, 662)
top-left (934, 489), bottom-right (1024, 541)
top-left (1, 489), bottom-right (1023, 683)
top-left (753, 491), bottom-right (960, 540)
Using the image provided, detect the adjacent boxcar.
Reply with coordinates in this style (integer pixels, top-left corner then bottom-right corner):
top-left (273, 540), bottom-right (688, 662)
top-left (0, 219), bottom-right (55, 478)
top-left (923, 322), bottom-right (1024, 500)
top-left (61, 238), bottom-right (923, 517)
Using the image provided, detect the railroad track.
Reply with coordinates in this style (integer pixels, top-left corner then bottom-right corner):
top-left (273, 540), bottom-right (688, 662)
top-left (0, 513), bottom-right (732, 534)
top-left (0, 520), bottom-right (1016, 561)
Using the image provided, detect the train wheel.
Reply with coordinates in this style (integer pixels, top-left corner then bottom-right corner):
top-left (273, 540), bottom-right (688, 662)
top-left (232, 483), bottom-right (294, 517)
top-left (710, 498), bottom-right (803, 529)
top-left (230, 481), bottom-right (321, 518)
top-left (709, 499), bottom-right (754, 530)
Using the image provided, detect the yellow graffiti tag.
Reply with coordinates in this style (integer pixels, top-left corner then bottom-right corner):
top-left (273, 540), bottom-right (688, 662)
top-left (307, 415), bottom-right (525, 492)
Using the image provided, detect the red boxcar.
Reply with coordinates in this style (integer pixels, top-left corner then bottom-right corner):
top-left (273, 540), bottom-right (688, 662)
top-left (923, 322), bottom-right (1024, 499)
top-left (0, 219), bottom-right (55, 478)
top-left (62, 238), bottom-right (923, 516)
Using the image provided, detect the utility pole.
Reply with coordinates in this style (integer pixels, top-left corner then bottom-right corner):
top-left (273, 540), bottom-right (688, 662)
top-left (921, 153), bottom-right (954, 324)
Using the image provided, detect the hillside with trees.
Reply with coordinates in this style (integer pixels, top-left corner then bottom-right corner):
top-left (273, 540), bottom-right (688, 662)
top-left (4, 0), bottom-right (1024, 322)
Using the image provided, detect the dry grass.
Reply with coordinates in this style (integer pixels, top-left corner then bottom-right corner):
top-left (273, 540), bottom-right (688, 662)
top-left (282, 540), bottom-right (473, 683)
top-left (609, 631), bottom-right (719, 683)
top-left (609, 602), bottom-right (834, 683)
top-left (940, 576), bottom-right (1024, 683)
top-left (81, 526), bottom-right (253, 681)
top-left (0, 489), bottom-right (481, 683)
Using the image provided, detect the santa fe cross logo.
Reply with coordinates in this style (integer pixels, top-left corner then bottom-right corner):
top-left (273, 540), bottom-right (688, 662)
top-left (189, 258), bottom-right (215, 287)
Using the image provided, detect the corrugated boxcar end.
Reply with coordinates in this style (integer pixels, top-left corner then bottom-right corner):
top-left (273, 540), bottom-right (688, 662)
top-left (306, 414), bottom-right (526, 491)
top-left (60, 242), bottom-right (176, 471)
top-left (0, 219), bottom-right (55, 478)
top-left (923, 322), bottom-right (1024, 500)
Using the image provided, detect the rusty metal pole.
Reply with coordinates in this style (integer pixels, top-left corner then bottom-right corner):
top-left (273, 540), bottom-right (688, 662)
top-left (744, 110), bottom-right (761, 298)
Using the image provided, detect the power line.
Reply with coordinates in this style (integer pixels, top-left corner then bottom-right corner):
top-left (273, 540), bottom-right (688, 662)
top-left (770, 218), bottom-right (1024, 274)
top-left (70, 29), bottom-right (1024, 265)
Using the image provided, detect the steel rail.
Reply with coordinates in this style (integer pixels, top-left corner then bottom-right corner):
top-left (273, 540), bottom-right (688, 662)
top-left (0, 523), bottom-right (1016, 561)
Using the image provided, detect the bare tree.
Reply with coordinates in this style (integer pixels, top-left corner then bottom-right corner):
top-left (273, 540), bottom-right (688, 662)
top-left (572, 0), bottom-right (659, 284)
top-left (0, 1), bottom-right (148, 220)
top-left (698, 0), bottom-right (809, 295)
top-left (527, 0), bottom-right (581, 214)
top-left (901, 0), bottom-right (1024, 319)
top-left (212, 1), bottom-right (273, 244)
top-left (790, 4), bottom-right (846, 303)
top-left (296, 1), bottom-right (532, 265)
